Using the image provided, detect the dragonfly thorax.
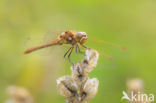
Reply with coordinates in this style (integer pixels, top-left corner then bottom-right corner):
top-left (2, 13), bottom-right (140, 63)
top-left (59, 30), bottom-right (77, 45)
top-left (58, 30), bottom-right (88, 45)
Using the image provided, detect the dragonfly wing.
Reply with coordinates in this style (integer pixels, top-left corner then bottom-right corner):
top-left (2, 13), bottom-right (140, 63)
top-left (88, 36), bottom-right (127, 52)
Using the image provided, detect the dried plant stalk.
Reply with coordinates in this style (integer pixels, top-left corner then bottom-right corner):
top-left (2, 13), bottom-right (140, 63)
top-left (57, 49), bottom-right (99, 103)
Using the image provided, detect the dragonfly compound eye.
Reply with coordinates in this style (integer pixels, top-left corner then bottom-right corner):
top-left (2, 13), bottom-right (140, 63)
top-left (77, 32), bottom-right (87, 37)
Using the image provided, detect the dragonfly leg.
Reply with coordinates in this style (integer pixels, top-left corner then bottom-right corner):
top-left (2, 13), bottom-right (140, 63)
top-left (76, 45), bottom-right (78, 54)
top-left (67, 46), bottom-right (74, 64)
top-left (77, 44), bottom-right (85, 54)
top-left (64, 47), bottom-right (72, 58)
top-left (80, 44), bottom-right (88, 49)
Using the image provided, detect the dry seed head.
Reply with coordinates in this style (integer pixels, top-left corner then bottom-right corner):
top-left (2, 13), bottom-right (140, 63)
top-left (6, 86), bottom-right (33, 103)
top-left (82, 49), bottom-right (99, 73)
top-left (57, 76), bottom-right (79, 102)
top-left (127, 79), bottom-right (144, 93)
top-left (71, 62), bottom-right (88, 86)
top-left (126, 79), bottom-right (151, 103)
top-left (81, 78), bottom-right (99, 102)
top-left (57, 49), bottom-right (99, 103)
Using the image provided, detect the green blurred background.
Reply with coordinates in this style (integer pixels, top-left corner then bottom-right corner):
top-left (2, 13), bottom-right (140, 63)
top-left (0, 0), bottom-right (156, 102)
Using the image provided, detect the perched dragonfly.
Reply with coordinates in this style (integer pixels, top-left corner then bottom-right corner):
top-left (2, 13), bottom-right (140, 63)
top-left (24, 30), bottom-right (88, 63)
top-left (24, 30), bottom-right (126, 64)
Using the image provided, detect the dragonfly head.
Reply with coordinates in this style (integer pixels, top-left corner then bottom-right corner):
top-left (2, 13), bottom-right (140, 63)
top-left (76, 32), bottom-right (88, 44)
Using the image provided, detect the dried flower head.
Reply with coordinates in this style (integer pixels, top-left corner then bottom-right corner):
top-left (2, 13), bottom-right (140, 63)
top-left (82, 49), bottom-right (99, 73)
top-left (6, 86), bottom-right (33, 103)
top-left (57, 76), bottom-right (79, 102)
top-left (127, 79), bottom-right (144, 93)
top-left (71, 62), bottom-right (88, 86)
top-left (80, 78), bottom-right (99, 103)
top-left (57, 49), bottom-right (99, 103)
top-left (126, 79), bottom-right (151, 103)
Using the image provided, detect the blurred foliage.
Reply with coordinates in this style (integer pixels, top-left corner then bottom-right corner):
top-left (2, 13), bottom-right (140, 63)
top-left (0, 0), bottom-right (156, 103)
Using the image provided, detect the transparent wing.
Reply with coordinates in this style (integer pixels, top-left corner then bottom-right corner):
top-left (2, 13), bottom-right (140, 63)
top-left (42, 30), bottom-right (62, 44)
top-left (24, 30), bottom-right (63, 56)
top-left (88, 36), bottom-right (127, 52)
top-left (85, 36), bottom-right (128, 69)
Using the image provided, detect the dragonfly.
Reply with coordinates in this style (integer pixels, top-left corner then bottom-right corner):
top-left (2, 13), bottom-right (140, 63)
top-left (24, 30), bottom-right (126, 64)
top-left (24, 30), bottom-right (88, 63)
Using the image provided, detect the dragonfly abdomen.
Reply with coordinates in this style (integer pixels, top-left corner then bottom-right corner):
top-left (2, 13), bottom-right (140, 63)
top-left (24, 39), bottom-right (59, 54)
